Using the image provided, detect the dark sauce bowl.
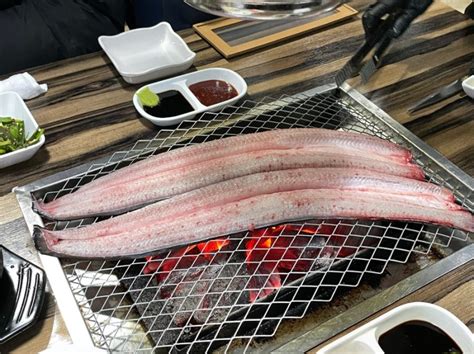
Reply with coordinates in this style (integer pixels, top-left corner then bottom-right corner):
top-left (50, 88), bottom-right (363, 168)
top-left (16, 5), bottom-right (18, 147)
top-left (319, 303), bottom-right (471, 354)
top-left (379, 320), bottom-right (463, 354)
top-left (143, 90), bottom-right (195, 118)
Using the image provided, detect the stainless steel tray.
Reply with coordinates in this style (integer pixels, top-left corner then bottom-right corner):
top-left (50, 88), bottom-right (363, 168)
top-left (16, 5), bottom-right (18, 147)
top-left (14, 83), bottom-right (473, 353)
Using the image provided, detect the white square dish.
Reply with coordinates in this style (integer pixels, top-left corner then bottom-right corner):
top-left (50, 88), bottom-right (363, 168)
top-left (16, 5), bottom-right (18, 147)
top-left (98, 22), bottom-right (196, 84)
top-left (133, 68), bottom-right (248, 126)
top-left (0, 91), bottom-right (45, 169)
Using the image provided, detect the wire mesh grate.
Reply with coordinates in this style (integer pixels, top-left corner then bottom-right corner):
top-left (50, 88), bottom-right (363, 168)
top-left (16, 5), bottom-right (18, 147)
top-left (31, 88), bottom-right (472, 353)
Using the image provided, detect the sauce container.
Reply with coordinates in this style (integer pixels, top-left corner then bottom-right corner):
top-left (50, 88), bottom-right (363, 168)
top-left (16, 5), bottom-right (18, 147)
top-left (319, 302), bottom-right (473, 354)
top-left (133, 68), bottom-right (247, 126)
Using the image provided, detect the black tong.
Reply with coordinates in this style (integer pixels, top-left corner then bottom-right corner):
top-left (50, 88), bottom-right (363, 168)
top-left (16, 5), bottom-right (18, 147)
top-left (335, 15), bottom-right (396, 87)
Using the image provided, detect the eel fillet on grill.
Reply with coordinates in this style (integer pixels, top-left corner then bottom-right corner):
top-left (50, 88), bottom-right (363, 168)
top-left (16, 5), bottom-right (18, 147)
top-left (41, 168), bottom-right (459, 241)
top-left (34, 188), bottom-right (473, 259)
top-left (35, 128), bottom-right (417, 220)
top-left (77, 128), bottom-right (413, 193)
top-left (35, 148), bottom-right (423, 220)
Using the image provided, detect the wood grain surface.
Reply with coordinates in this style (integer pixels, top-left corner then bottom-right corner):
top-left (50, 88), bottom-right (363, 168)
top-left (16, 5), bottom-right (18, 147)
top-left (0, 1), bottom-right (472, 353)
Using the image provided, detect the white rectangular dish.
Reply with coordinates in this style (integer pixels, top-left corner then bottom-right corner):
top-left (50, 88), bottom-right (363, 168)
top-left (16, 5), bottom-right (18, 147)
top-left (133, 68), bottom-right (247, 126)
top-left (98, 22), bottom-right (196, 84)
top-left (0, 91), bottom-right (45, 169)
top-left (319, 302), bottom-right (473, 354)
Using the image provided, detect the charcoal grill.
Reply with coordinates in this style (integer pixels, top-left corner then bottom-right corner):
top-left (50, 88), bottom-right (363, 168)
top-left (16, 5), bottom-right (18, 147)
top-left (14, 84), bottom-right (473, 353)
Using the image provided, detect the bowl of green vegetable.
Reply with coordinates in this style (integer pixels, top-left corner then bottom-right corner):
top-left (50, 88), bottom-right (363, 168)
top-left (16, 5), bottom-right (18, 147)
top-left (0, 92), bottom-right (45, 169)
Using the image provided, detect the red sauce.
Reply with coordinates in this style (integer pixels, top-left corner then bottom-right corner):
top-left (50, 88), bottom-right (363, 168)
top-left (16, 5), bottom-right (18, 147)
top-left (189, 80), bottom-right (238, 106)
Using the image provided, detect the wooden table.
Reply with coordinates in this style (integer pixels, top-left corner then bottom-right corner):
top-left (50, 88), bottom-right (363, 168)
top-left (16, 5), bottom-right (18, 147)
top-left (0, 1), bottom-right (472, 353)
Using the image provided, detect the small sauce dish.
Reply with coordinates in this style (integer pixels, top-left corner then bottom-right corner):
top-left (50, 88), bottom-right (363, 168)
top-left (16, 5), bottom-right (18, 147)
top-left (319, 302), bottom-right (473, 354)
top-left (133, 68), bottom-right (247, 126)
top-left (99, 22), bottom-right (196, 84)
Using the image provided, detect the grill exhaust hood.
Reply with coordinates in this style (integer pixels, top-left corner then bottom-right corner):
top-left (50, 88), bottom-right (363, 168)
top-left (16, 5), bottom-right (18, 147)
top-left (184, 0), bottom-right (344, 20)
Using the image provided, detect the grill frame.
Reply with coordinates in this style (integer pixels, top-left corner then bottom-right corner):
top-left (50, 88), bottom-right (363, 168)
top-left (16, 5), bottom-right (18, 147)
top-left (14, 83), bottom-right (473, 352)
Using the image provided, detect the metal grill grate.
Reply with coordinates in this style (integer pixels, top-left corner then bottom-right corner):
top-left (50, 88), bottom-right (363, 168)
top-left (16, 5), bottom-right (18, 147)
top-left (28, 87), bottom-right (472, 353)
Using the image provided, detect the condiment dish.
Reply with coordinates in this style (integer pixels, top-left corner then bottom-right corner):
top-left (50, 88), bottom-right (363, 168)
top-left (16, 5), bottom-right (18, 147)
top-left (318, 302), bottom-right (473, 354)
top-left (99, 22), bottom-right (196, 84)
top-left (133, 68), bottom-right (247, 126)
top-left (0, 91), bottom-right (45, 169)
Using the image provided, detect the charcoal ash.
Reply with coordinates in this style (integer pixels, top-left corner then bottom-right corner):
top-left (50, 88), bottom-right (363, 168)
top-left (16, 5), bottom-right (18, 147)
top-left (163, 261), bottom-right (249, 326)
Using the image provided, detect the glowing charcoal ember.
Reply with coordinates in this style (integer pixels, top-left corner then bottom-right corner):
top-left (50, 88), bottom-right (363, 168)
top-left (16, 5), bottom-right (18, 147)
top-left (143, 246), bottom-right (193, 275)
top-left (145, 239), bottom-right (230, 278)
top-left (145, 239), bottom-right (236, 326)
top-left (142, 221), bottom-right (374, 327)
top-left (247, 263), bottom-right (282, 303)
top-left (245, 224), bottom-right (330, 301)
top-left (196, 239), bottom-right (231, 260)
top-left (245, 232), bottom-right (276, 299)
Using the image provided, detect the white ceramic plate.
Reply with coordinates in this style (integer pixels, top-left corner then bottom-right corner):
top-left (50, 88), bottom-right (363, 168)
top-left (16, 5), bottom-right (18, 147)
top-left (319, 302), bottom-right (473, 354)
top-left (98, 22), bottom-right (196, 84)
top-left (0, 91), bottom-right (45, 169)
top-left (133, 68), bottom-right (248, 126)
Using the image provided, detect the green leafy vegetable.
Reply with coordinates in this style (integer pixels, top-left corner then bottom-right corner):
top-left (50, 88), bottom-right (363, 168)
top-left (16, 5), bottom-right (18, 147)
top-left (0, 117), bottom-right (44, 155)
top-left (26, 128), bottom-right (44, 146)
top-left (137, 87), bottom-right (160, 108)
top-left (0, 117), bottom-right (14, 124)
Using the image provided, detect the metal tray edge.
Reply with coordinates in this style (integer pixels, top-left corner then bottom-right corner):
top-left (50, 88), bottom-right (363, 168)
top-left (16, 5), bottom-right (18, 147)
top-left (340, 84), bottom-right (473, 190)
top-left (13, 187), bottom-right (96, 349)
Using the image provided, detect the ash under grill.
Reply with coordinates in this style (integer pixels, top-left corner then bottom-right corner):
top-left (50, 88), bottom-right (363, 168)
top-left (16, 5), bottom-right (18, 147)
top-left (17, 86), bottom-right (472, 353)
top-left (119, 223), bottom-right (372, 349)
